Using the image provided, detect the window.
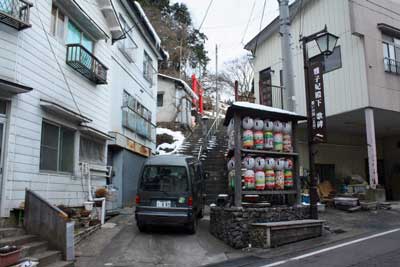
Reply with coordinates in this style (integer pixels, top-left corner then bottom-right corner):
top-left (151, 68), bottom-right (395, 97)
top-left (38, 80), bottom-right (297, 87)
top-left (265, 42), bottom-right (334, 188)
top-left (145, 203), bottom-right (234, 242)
top-left (79, 137), bottom-right (105, 164)
top-left (50, 5), bottom-right (65, 40)
top-left (143, 51), bottom-right (154, 85)
top-left (40, 121), bottom-right (75, 173)
top-left (310, 46), bottom-right (342, 73)
top-left (118, 15), bottom-right (138, 62)
top-left (140, 166), bottom-right (188, 192)
top-left (67, 21), bottom-right (93, 52)
top-left (122, 91), bottom-right (155, 141)
top-left (382, 35), bottom-right (400, 74)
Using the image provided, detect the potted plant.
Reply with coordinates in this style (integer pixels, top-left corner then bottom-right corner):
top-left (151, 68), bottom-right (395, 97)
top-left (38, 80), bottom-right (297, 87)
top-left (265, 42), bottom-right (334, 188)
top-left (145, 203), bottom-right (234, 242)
top-left (0, 245), bottom-right (21, 267)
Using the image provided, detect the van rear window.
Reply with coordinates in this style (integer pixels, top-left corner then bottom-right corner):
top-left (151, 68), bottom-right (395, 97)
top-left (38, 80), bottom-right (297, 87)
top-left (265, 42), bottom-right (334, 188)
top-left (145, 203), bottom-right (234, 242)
top-left (140, 166), bottom-right (188, 192)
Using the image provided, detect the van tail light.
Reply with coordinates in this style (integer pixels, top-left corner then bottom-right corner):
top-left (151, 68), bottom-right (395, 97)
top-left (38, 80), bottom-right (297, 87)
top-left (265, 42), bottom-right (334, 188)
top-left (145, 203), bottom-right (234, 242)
top-left (135, 195), bottom-right (140, 205)
top-left (188, 196), bottom-right (193, 207)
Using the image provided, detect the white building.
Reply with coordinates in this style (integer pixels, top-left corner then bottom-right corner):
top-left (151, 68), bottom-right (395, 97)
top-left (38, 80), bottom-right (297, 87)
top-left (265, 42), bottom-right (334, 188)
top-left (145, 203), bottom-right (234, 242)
top-left (0, 0), bottom-right (164, 216)
top-left (245, 0), bottom-right (400, 200)
top-left (157, 74), bottom-right (197, 128)
top-left (107, 0), bottom-right (165, 208)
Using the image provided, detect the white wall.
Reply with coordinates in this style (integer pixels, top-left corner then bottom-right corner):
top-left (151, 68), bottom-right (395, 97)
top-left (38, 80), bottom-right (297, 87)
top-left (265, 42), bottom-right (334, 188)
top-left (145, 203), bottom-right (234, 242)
top-left (252, 0), bottom-right (369, 116)
top-left (0, 0), bottom-right (113, 216)
top-left (157, 78), bottom-right (177, 123)
top-left (109, 0), bottom-right (159, 152)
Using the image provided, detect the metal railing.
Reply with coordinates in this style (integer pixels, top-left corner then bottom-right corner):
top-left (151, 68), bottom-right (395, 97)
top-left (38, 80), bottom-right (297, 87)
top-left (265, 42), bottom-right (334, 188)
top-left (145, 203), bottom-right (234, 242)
top-left (260, 85), bottom-right (285, 109)
top-left (66, 44), bottom-right (108, 84)
top-left (0, 0), bottom-right (32, 30)
top-left (24, 189), bottom-right (75, 261)
top-left (384, 57), bottom-right (400, 75)
top-left (197, 112), bottom-right (222, 160)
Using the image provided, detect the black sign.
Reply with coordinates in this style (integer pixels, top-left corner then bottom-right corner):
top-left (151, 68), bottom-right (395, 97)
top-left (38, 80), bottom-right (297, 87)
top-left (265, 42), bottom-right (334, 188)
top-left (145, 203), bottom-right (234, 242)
top-left (308, 62), bottom-right (327, 143)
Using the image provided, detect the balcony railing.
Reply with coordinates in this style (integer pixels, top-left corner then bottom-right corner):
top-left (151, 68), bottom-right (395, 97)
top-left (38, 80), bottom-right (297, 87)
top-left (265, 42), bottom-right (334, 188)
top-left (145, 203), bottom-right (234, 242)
top-left (0, 0), bottom-right (32, 30)
top-left (122, 108), bottom-right (156, 142)
top-left (384, 57), bottom-right (400, 75)
top-left (66, 44), bottom-right (108, 84)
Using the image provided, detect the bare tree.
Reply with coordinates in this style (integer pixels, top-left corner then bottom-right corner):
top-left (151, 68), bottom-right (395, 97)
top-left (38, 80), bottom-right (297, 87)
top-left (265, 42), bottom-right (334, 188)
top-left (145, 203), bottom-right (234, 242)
top-left (200, 55), bottom-right (254, 100)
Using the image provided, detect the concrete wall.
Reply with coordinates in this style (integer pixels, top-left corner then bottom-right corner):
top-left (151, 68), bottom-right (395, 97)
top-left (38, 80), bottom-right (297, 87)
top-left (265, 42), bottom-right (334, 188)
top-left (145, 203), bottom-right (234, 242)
top-left (157, 78), bottom-right (177, 123)
top-left (121, 149), bottom-right (146, 207)
top-left (252, 0), bottom-right (369, 116)
top-left (350, 0), bottom-right (400, 113)
top-left (157, 77), bottom-right (192, 126)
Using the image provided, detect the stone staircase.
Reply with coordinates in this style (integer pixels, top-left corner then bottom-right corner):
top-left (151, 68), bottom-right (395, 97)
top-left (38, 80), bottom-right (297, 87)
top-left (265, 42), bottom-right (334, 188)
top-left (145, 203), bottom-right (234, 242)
top-left (177, 118), bottom-right (228, 204)
top-left (0, 226), bottom-right (73, 267)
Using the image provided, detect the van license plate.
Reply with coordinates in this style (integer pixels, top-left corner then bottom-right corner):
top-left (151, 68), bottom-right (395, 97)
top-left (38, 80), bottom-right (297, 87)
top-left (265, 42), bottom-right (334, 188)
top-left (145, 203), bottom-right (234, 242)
top-left (156, 200), bottom-right (171, 208)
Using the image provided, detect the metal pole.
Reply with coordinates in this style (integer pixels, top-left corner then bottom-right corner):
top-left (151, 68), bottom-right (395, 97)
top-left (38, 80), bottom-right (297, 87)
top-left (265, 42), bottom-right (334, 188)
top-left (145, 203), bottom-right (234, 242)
top-left (365, 108), bottom-right (378, 188)
top-left (234, 113), bottom-right (242, 207)
top-left (278, 0), bottom-right (296, 112)
top-left (302, 38), bottom-right (318, 220)
top-left (215, 44), bottom-right (219, 116)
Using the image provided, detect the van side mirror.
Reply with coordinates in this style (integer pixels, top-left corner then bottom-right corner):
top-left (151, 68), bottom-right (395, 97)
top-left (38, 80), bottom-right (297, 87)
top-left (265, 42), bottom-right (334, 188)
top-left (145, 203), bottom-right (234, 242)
top-left (204, 172), bottom-right (210, 180)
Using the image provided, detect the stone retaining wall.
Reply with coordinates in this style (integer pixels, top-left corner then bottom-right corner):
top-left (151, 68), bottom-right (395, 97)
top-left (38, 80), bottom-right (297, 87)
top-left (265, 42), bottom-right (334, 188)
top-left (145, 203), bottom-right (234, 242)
top-left (210, 206), bottom-right (310, 248)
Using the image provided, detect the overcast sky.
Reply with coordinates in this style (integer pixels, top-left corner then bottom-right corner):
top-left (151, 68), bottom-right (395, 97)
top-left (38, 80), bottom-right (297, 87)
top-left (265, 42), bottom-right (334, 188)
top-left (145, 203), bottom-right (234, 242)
top-left (171, 0), bottom-right (282, 72)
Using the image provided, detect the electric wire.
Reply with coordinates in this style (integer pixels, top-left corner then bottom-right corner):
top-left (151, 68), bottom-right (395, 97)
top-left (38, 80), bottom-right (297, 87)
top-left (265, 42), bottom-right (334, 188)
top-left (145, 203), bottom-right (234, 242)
top-left (198, 0), bottom-right (214, 31)
top-left (241, 0), bottom-right (257, 45)
top-left (253, 0), bottom-right (268, 57)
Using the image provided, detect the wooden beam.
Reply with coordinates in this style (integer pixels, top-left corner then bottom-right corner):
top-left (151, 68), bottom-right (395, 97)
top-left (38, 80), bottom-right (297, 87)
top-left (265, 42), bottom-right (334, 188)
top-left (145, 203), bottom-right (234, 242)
top-left (234, 113), bottom-right (242, 207)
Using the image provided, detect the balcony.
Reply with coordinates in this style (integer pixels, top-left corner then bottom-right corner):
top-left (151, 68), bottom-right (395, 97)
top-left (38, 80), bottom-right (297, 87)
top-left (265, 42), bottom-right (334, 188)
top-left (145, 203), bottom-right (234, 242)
top-left (384, 57), bottom-right (400, 75)
top-left (122, 108), bottom-right (156, 142)
top-left (0, 0), bottom-right (32, 30)
top-left (66, 44), bottom-right (108, 84)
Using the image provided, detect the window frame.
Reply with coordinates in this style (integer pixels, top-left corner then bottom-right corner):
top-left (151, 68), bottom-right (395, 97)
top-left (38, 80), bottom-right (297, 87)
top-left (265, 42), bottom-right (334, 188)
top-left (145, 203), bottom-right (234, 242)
top-left (382, 34), bottom-right (400, 73)
top-left (50, 5), bottom-right (66, 41)
top-left (40, 120), bottom-right (75, 174)
top-left (118, 14), bottom-right (138, 63)
top-left (309, 46), bottom-right (342, 74)
top-left (143, 51), bottom-right (154, 85)
top-left (79, 135), bottom-right (106, 165)
top-left (157, 92), bottom-right (164, 107)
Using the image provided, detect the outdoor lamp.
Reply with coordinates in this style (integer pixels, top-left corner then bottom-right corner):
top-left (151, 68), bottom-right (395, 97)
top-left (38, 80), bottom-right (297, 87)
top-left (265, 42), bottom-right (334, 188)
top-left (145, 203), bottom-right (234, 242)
top-left (315, 29), bottom-right (339, 56)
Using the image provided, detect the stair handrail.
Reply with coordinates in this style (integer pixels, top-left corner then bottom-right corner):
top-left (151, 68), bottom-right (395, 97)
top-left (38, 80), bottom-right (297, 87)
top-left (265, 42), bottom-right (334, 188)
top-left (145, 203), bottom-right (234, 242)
top-left (24, 189), bottom-right (75, 261)
top-left (198, 112), bottom-right (222, 160)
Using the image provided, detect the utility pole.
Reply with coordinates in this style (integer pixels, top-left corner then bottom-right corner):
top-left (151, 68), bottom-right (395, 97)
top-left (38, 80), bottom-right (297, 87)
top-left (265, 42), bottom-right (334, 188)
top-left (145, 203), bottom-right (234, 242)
top-left (278, 0), bottom-right (295, 112)
top-left (215, 44), bottom-right (219, 116)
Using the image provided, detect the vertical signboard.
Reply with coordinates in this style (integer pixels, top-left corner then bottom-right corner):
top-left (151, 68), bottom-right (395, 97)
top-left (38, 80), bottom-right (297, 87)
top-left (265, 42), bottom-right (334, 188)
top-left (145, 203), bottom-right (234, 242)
top-left (308, 62), bottom-right (327, 143)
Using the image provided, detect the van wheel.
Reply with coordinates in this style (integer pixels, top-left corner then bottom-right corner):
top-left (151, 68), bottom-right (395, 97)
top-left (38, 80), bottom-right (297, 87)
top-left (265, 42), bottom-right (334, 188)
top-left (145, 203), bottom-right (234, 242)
top-left (187, 218), bottom-right (198, 235)
top-left (137, 222), bottom-right (147, 232)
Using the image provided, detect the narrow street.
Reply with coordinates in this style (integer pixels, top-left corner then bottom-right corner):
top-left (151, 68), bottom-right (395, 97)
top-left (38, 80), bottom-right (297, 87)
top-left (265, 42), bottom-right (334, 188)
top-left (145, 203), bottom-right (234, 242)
top-left (75, 209), bottom-right (237, 267)
top-left (75, 206), bottom-right (400, 267)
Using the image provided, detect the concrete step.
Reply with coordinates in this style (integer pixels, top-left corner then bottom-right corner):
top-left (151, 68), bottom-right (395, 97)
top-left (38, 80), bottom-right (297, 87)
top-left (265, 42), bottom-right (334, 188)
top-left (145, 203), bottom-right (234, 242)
top-left (21, 241), bottom-right (49, 258)
top-left (0, 234), bottom-right (37, 247)
top-left (0, 227), bottom-right (25, 238)
top-left (33, 250), bottom-right (62, 267)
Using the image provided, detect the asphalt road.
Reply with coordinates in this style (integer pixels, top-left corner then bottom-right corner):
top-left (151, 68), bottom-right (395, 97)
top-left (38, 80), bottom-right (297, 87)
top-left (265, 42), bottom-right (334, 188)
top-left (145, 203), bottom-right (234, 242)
top-left (76, 211), bottom-right (236, 267)
top-left (208, 228), bottom-right (400, 267)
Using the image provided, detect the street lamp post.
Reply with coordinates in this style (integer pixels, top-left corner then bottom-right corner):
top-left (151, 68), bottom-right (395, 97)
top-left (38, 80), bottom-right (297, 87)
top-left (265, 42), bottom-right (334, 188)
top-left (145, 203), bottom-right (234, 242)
top-left (300, 25), bottom-right (339, 219)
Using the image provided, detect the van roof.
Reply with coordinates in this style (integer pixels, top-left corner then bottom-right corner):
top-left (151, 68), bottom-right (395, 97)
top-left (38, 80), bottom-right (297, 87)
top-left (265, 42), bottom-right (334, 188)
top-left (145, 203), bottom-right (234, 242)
top-left (145, 154), bottom-right (195, 166)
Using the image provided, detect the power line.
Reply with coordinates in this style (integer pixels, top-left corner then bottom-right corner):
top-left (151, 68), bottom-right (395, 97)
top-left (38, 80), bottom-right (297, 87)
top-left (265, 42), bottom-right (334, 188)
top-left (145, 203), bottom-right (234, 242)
top-left (241, 0), bottom-right (257, 45)
top-left (198, 0), bottom-right (214, 31)
top-left (253, 0), bottom-right (268, 56)
top-left (365, 0), bottom-right (400, 18)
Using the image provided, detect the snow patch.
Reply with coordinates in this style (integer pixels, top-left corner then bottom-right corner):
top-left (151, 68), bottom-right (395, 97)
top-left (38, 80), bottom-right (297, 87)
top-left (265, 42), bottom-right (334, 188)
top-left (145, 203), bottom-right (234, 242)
top-left (233, 101), bottom-right (302, 116)
top-left (134, 1), bottom-right (161, 46)
top-left (156, 128), bottom-right (185, 155)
